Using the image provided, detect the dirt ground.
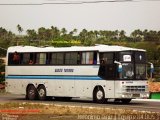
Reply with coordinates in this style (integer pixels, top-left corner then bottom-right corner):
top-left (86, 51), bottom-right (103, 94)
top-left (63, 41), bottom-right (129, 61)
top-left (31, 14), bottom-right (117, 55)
top-left (148, 82), bottom-right (160, 92)
top-left (0, 83), bottom-right (5, 89)
top-left (0, 102), bottom-right (159, 120)
top-left (0, 83), bottom-right (160, 120)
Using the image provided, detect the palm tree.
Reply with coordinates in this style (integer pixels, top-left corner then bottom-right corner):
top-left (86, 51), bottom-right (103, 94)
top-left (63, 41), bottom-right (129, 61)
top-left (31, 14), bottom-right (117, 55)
top-left (16, 24), bottom-right (23, 45)
top-left (38, 27), bottom-right (46, 46)
top-left (60, 28), bottom-right (68, 41)
top-left (51, 26), bottom-right (60, 39)
top-left (17, 24), bottom-right (23, 35)
top-left (72, 28), bottom-right (77, 35)
top-left (61, 28), bottom-right (67, 36)
top-left (114, 30), bottom-right (119, 40)
top-left (131, 29), bottom-right (143, 42)
top-left (79, 29), bottom-right (88, 44)
top-left (68, 28), bottom-right (78, 39)
top-left (94, 30), bottom-right (99, 40)
top-left (26, 29), bottom-right (37, 45)
top-left (119, 30), bottom-right (126, 41)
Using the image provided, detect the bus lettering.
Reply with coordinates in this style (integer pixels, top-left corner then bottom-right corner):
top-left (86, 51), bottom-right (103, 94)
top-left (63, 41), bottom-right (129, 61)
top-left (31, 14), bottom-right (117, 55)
top-left (55, 69), bottom-right (63, 72)
top-left (64, 69), bottom-right (74, 72)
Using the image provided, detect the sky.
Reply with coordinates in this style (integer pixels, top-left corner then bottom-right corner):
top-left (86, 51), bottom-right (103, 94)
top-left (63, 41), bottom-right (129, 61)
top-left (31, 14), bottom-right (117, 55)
top-left (0, 0), bottom-right (160, 35)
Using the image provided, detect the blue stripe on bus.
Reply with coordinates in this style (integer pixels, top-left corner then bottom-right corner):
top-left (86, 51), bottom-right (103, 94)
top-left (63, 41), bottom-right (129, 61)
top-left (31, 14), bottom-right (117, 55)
top-left (5, 75), bottom-right (102, 80)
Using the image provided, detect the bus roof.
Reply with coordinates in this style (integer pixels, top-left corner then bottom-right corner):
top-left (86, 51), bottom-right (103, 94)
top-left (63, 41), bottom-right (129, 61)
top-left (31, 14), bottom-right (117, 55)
top-left (7, 44), bottom-right (145, 53)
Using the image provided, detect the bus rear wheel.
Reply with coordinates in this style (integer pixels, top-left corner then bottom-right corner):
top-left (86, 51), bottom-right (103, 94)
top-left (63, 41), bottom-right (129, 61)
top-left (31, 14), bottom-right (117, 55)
top-left (93, 87), bottom-right (105, 104)
top-left (37, 85), bottom-right (46, 100)
top-left (26, 85), bottom-right (38, 100)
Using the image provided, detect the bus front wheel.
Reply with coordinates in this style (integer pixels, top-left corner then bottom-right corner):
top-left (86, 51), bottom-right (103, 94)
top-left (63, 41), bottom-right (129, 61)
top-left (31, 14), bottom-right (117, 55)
top-left (37, 85), bottom-right (46, 100)
top-left (26, 85), bottom-right (38, 100)
top-left (93, 87), bottom-right (105, 104)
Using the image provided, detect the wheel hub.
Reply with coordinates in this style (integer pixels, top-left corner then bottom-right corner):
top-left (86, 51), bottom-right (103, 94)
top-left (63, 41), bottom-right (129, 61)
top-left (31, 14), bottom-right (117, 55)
top-left (96, 90), bottom-right (103, 100)
top-left (39, 89), bottom-right (45, 97)
top-left (29, 90), bottom-right (35, 96)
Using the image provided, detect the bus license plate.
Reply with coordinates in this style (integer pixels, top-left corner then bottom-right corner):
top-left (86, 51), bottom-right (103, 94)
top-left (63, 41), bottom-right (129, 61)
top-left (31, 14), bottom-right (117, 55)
top-left (133, 94), bottom-right (140, 97)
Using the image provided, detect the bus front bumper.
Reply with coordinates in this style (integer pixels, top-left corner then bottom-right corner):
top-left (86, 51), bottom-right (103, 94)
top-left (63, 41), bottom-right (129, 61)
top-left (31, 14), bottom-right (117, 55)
top-left (120, 92), bottom-right (150, 99)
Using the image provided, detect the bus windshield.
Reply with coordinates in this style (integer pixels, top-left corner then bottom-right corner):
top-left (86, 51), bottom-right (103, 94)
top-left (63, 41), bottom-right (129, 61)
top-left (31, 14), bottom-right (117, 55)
top-left (119, 51), bottom-right (147, 80)
top-left (121, 63), bottom-right (134, 79)
top-left (135, 64), bottom-right (146, 79)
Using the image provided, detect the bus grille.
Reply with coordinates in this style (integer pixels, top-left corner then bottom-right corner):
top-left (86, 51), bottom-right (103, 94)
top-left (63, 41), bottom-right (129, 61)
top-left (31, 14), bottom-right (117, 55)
top-left (125, 86), bottom-right (146, 92)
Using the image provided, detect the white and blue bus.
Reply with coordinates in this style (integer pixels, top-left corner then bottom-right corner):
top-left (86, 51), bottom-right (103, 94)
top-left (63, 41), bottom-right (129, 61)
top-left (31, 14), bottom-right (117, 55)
top-left (5, 45), bottom-right (150, 103)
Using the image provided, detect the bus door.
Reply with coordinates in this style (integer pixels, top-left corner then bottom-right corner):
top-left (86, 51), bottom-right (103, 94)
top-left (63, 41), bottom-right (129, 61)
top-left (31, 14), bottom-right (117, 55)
top-left (99, 52), bottom-right (116, 98)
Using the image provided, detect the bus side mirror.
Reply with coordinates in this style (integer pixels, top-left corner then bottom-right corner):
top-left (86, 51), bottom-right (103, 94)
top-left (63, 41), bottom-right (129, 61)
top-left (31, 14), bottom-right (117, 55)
top-left (150, 63), bottom-right (154, 73)
top-left (118, 64), bottom-right (122, 73)
top-left (148, 62), bottom-right (154, 73)
top-left (114, 61), bottom-right (122, 73)
top-left (148, 62), bottom-right (154, 78)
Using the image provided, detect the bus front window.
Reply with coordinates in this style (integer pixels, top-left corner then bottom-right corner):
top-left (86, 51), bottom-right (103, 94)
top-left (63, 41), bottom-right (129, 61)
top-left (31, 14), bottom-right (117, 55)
top-left (119, 51), bottom-right (147, 80)
top-left (121, 63), bottom-right (134, 79)
top-left (136, 64), bottom-right (146, 79)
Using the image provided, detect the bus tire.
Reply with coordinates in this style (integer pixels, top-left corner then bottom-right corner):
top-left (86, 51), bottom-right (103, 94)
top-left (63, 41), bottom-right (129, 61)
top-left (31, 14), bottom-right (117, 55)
top-left (121, 99), bottom-right (132, 104)
top-left (93, 87), bottom-right (105, 104)
top-left (37, 85), bottom-right (46, 101)
top-left (26, 85), bottom-right (38, 100)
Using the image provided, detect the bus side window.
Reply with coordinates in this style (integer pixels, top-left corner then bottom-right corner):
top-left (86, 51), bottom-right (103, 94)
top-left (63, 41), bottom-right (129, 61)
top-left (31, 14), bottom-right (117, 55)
top-left (93, 52), bottom-right (97, 64)
top-left (46, 53), bottom-right (51, 64)
top-left (22, 53), bottom-right (30, 64)
top-left (57, 53), bottom-right (64, 64)
top-left (29, 53), bottom-right (35, 65)
top-left (65, 52), bottom-right (78, 65)
top-left (29, 60), bottom-right (34, 64)
top-left (12, 51), bottom-right (20, 64)
top-left (81, 52), bottom-right (94, 64)
top-left (77, 52), bottom-right (81, 64)
top-left (50, 53), bottom-right (64, 65)
top-left (36, 53), bottom-right (46, 65)
top-left (8, 53), bottom-right (14, 65)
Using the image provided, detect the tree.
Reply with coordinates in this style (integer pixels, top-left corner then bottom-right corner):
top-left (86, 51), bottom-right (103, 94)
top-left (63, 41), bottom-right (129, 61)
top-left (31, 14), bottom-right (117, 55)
top-left (119, 30), bottom-right (126, 41)
top-left (0, 27), bottom-right (14, 52)
top-left (51, 26), bottom-right (60, 39)
top-left (61, 28), bottom-right (67, 36)
top-left (113, 30), bottom-right (119, 40)
top-left (16, 24), bottom-right (23, 45)
top-left (0, 58), bottom-right (5, 83)
top-left (79, 29), bottom-right (88, 44)
top-left (38, 27), bottom-right (46, 46)
top-left (131, 29), bottom-right (143, 42)
top-left (72, 28), bottom-right (77, 36)
top-left (17, 24), bottom-right (23, 34)
top-left (26, 29), bottom-right (37, 45)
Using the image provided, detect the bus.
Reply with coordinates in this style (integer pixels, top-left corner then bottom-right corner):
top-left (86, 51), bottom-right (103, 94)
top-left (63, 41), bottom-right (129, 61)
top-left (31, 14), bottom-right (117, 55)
top-left (5, 45), bottom-right (151, 103)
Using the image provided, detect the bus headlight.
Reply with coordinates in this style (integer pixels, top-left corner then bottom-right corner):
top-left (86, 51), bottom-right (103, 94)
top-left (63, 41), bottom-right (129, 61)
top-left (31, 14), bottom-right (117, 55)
top-left (122, 94), bottom-right (132, 98)
top-left (140, 93), bottom-right (149, 98)
top-left (145, 86), bottom-right (149, 92)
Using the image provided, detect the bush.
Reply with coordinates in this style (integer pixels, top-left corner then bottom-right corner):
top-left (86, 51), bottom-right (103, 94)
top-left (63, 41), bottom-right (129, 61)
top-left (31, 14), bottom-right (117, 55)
top-left (154, 66), bottom-right (160, 81)
top-left (0, 58), bottom-right (5, 83)
top-left (0, 73), bottom-right (5, 83)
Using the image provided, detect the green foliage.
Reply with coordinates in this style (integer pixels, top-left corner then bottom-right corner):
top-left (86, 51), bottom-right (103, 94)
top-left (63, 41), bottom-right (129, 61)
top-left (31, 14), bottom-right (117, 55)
top-left (0, 26), bottom-right (160, 81)
top-left (0, 59), bottom-right (5, 83)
